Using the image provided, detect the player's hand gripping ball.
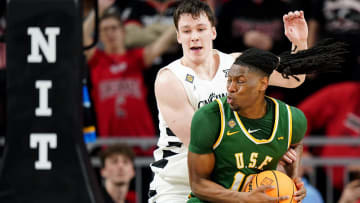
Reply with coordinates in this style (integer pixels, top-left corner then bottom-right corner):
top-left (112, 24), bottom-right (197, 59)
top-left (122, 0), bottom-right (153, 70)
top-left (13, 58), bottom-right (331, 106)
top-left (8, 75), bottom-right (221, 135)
top-left (245, 170), bottom-right (297, 203)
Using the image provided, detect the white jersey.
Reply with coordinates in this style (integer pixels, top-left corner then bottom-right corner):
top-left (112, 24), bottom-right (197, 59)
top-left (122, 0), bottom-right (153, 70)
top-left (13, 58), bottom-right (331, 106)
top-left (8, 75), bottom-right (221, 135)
top-left (149, 50), bottom-right (235, 201)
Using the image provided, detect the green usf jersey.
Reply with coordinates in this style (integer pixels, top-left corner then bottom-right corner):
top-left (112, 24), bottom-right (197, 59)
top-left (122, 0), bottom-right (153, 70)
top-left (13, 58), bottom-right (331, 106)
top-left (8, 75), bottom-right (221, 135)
top-left (188, 97), bottom-right (307, 203)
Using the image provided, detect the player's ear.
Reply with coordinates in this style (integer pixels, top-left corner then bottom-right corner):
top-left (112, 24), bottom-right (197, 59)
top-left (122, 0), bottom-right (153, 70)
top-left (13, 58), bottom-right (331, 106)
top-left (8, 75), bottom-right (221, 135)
top-left (259, 76), bottom-right (269, 91)
top-left (176, 30), bottom-right (182, 44)
top-left (100, 168), bottom-right (107, 178)
top-left (211, 26), bottom-right (217, 40)
top-left (130, 165), bottom-right (136, 179)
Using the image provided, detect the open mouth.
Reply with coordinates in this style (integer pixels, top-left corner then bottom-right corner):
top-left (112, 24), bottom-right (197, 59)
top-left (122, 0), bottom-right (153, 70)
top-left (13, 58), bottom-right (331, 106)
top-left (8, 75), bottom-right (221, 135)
top-left (227, 96), bottom-right (233, 104)
top-left (190, 46), bottom-right (203, 51)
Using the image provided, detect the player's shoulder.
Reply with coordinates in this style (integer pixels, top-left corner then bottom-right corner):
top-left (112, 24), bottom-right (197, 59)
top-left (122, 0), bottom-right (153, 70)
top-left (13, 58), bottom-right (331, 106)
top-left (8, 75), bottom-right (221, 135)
top-left (154, 67), bottom-right (184, 100)
top-left (289, 105), bottom-right (307, 124)
top-left (155, 68), bottom-right (175, 86)
top-left (155, 60), bottom-right (180, 82)
top-left (271, 97), bottom-right (306, 121)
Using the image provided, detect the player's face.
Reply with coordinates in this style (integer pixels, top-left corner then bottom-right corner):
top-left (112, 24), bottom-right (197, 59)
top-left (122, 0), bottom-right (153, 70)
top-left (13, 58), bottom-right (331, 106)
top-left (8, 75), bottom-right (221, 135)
top-left (101, 154), bottom-right (135, 185)
top-left (226, 64), bottom-right (267, 111)
top-left (99, 18), bottom-right (125, 50)
top-left (176, 12), bottom-right (216, 64)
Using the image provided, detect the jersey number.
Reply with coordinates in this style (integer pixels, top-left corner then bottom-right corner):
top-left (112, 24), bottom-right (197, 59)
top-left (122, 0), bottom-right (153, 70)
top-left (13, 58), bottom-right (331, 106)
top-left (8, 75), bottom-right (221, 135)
top-left (230, 171), bottom-right (245, 191)
top-left (230, 172), bottom-right (254, 191)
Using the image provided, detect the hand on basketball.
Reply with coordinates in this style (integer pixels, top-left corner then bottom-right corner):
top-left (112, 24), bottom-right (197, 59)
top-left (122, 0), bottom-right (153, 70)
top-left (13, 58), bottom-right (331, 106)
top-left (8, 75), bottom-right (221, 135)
top-left (283, 10), bottom-right (308, 47)
top-left (293, 177), bottom-right (306, 202)
top-left (279, 148), bottom-right (297, 166)
top-left (245, 185), bottom-right (289, 203)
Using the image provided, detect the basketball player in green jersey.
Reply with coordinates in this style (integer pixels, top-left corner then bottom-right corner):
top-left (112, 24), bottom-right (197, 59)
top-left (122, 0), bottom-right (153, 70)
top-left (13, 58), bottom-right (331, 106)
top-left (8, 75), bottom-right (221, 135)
top-left (187, 43), bottom-right (348, 202)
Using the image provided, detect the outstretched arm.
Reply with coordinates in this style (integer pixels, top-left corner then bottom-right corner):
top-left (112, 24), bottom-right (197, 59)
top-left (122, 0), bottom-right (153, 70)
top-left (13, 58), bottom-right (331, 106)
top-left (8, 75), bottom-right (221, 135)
top-left (143, 26), bottom-right (176, 67)
top-left (83, 0), bottom-right (115, 61)
top-left (269, 10), bottom-right (308, 88)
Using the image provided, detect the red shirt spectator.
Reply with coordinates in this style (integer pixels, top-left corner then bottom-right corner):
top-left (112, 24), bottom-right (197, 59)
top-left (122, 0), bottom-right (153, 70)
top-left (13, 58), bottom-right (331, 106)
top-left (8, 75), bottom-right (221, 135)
top-left (83, 0), bottom-right (176, 139)
top-left (89, 48), bottom-right (155, 137)
top-left (298, 82), bottom-right (360, 189)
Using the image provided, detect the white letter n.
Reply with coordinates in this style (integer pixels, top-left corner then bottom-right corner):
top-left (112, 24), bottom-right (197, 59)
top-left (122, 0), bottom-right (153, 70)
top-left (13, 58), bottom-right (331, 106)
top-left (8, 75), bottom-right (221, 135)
top-left (27, 27), bottom-right (60, 63)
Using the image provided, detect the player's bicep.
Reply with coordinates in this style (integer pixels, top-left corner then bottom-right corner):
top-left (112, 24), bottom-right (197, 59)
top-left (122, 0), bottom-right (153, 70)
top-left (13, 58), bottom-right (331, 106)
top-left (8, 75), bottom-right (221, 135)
top-left (188, 151), bottom-right (215, 184)
top-left (154, 69), bottom-right (195, 146)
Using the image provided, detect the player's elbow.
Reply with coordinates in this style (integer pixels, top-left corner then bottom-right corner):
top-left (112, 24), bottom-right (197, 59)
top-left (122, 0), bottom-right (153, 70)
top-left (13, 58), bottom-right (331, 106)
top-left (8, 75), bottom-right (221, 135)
top-left (189, 176), bottom-right (207, 198)
top-left (190, 180), bottom-right (205, 198)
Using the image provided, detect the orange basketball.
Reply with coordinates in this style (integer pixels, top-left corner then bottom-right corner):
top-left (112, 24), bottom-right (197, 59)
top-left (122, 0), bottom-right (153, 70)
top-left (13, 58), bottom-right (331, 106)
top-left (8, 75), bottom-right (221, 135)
top-left (244, 170), bottom-right (297, 203)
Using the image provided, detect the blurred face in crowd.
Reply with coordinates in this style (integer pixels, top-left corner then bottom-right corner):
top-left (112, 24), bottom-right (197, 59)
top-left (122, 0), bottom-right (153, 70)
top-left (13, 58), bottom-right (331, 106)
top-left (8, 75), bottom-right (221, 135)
top-left (101, 153), bottom-right (135, 185)
top-left (99, 17), bottom-right (125, 51)
top-left (226, 64), bottom-right (268, 111)
top-left (176, 12), bottom-right (216, 65)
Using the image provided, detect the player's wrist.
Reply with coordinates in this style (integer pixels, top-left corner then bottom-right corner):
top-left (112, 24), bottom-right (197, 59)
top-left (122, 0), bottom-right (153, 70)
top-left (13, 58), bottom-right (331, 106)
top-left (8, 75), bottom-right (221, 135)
top-left (235, 191), bottom-right (250, 203)
top-left (291, 41), bottom-right (308, 53)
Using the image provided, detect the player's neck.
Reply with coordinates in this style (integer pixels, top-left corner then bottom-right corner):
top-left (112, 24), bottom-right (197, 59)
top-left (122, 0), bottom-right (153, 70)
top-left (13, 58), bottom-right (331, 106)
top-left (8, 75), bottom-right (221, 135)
top-left (105, 180), bottom-right (129, 203)
top-left (181, 49), bottom-right (219, 80)
top-left (237, 97), bottom-right (267, 119)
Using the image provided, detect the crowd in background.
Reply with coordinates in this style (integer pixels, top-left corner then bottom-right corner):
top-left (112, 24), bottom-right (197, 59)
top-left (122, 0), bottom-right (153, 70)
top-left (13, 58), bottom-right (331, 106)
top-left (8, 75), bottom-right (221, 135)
top-left (0, 0), bottom-right (359, 203)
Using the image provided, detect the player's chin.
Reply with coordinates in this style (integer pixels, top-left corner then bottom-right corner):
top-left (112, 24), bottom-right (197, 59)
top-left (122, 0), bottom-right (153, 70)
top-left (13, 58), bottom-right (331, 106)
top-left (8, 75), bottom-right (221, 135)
top-left (229, 104), bottom-right (238, 111)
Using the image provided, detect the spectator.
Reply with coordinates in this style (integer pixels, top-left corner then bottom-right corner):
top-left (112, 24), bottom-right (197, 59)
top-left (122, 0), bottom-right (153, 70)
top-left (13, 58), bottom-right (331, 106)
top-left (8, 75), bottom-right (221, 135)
top-left (82, 0), bottom-right (176, 140)
top-left (120, 0), bottom-right (179, 49)
top-left (119, 0), bottom-right (183, 130)
top-left (307, 0), bottom-right (360, 82)
top-left (298, 81), bottom-right (360, 194)
top-left (215, 0), bottom-right (291, 54)
top-left (99, 143), bottom-right (136, 203)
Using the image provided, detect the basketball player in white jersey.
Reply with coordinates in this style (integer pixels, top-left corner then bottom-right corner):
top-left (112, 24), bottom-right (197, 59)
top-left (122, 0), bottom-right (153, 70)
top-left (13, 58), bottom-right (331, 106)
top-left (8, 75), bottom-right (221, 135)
top-left (149, 1), bottom-right (308, 202)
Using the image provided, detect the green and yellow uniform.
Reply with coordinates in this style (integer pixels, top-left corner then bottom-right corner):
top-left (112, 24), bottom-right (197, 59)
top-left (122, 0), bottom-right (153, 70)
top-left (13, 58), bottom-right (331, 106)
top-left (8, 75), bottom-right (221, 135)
top-left (188, 96), bottom-right (307, 203)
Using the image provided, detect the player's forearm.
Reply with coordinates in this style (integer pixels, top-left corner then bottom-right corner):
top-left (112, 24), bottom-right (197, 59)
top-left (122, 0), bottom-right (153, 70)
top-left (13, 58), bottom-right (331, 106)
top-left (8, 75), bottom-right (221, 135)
top-left (125, 23), bottom-right (168, 48)
top-left (191, 179), bottom-right (247, 203)
top-left (83, 11), bottom-right (95, 47)
top-left (83, 6), bottom-right (108, 48)
top-left (144, 26), bottom-right (176, 66)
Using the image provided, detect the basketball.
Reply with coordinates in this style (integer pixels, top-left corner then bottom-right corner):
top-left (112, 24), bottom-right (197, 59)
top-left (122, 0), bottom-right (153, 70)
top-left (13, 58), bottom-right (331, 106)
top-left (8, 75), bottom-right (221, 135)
top-left (244, 170), bottom-right (297, 203)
